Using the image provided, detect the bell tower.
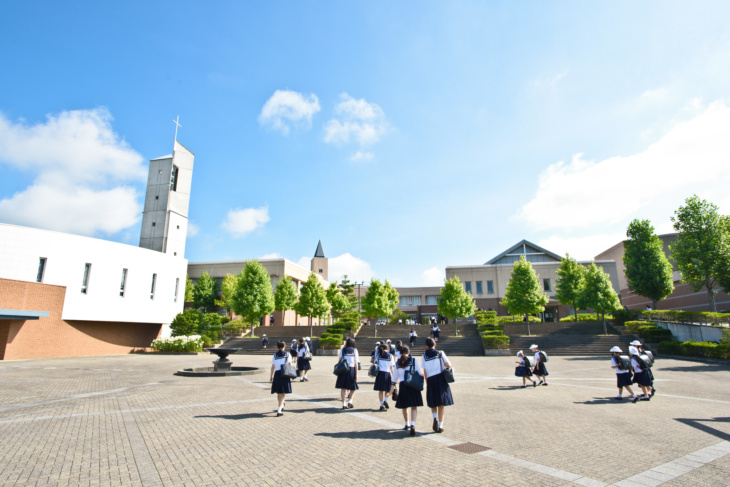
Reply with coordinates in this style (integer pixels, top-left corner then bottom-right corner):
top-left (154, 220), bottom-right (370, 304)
top-left (311, 240), bottom-right (328, 280)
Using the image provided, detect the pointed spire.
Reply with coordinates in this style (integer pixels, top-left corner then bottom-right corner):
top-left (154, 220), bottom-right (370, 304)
top-left (314, 240), bottom-right (325, 258)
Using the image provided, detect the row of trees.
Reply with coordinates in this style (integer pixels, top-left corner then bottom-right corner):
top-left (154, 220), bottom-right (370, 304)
top-left (624, 195), bottom-right (730, 312)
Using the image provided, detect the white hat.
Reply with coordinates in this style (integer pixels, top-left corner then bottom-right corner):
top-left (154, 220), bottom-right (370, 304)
top-left (629, 346), bottom-right (639, 355)
top-left (375, 341), bottom-right (381, 345)
top-left (610, 346), bottom-right (622, 353)
top-left (630, 340), bottom-right (642, 346)
top-left (529, 344), bottom-right (538, 350)
top-left (516, 350), bottom-right (524, 357)
top-left (292, 339), bottom-right (296, 342)
top-left (386, 339), bottom-right (391, 343)
top-left (263, 334), bottom-right (267, 337)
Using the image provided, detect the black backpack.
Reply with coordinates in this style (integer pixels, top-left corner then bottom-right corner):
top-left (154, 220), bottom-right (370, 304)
top-left (539, 351), bottom-right (548, 363)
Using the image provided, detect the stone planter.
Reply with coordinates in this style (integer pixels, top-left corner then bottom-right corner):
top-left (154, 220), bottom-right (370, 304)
top-left (317, 349), bottom-right (340, 356)
top-left (484, 348), bottom-right (511, 356)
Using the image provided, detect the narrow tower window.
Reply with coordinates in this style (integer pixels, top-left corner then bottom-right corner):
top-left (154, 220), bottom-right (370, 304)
top-left (150, 274), bottom-right (157, 300)
top-left (120, 269), bottom-right (128, 297)
top-left (170, 165), bottom-right (179, 191)
top-left (174, 278), bottom-right (180, 302)
top-left (81, 263), bottom-right (91, 294)
top-left (36, 258), bottom-right (47, 283)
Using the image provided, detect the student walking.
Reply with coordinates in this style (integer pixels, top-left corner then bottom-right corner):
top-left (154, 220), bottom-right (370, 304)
top-left (630, 346), bottom-right (652, 401)
top-left (391, 345), bottom-right (423, 436)
top-left (421, 338), bottom-right (453, 433)
top-left (290, 339), bottom-right (297, 358)
top-left (530, 344), bottom-right (549, 385)
top-left (373, 344), bottom-right (394, 410)
top-left (609, 346), bottom-right (638, 402)
top-left (631, 340), bottom-right (656, 396)
top-left (394, 340), bottom-right (403, 360)
top-left (261, 334), bottom-right (269, 349)
top-left (431, 323), bottom-right (440, 342)
top-left (409, 329), bottom-right (417, 347)
top-left (336, 338), bottom-right (360, 409)
top-left (515, 351), bottom-right (537, 388)
top-left (269, 341), bottom-right (293, 416)
top-left (296, 337), bottom-right (312, 381)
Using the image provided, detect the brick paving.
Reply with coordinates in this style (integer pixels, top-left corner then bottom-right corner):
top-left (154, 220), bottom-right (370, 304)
top-left (0, 353), bottom-right (729, 486)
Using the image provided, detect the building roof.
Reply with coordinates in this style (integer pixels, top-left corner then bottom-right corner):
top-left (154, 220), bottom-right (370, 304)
top-left (0, 309), bottom-right (50, 320)
top-left (314, 240), bottom-right (325, 258)
top-left (485, 239), bottom-right (563, 265)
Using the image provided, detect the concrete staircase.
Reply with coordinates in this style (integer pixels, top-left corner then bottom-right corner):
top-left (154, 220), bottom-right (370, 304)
top-left (355, 324), bottom-right (484, 357)
top-left (223, 336), bottom-right (321, 356)
top-left (508, 334), bottom-right (636, 356)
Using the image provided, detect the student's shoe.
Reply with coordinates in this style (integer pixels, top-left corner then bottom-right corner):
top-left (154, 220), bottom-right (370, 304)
top-left (383, 401), bottom-right (389, 409)
top-left (437, 428), bottom-right (444, 433)
top-left (379, 406), bottom-right (385, 411)
top-left (532, 381), bottom-right (537, 388)
top-left (641, 395), bottom-right (650, 401)
top-left (632, 396), bottom-right (639, 403)
top-left (342, 405), bottom-right (348, 410)
top-left (410, 425), bottom-right (416, 436)
top-left (542, 383), bottom-right (548, 386)
top-left (303, 377), bottom-right (309, 382)
top-left (614, 396), bottom-right (623, 400)
top-left (433, 418), bottom-right (439, 432)
top-left (650, 387), bottom-right (655, 397)
top-left (276, 412), bottom-right (283, 417)
top-left (300, 379), bottom-right (305, 382)
top-left (538, 380), bottom-right (544, 385)
top-left (347, 403), bottom-right (354, 409)
top-left (403, 425), bottom-right (409, 430)
top-left (521, 385), bottom-right (527, 388)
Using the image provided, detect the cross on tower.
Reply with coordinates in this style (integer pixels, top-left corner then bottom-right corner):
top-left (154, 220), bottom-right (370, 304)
top-left (172, 116), bottom-right (182, 142)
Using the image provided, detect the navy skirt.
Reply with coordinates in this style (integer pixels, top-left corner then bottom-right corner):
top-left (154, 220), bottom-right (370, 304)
top-left (533, 363), bottom-right (549, 376)
top-left (373, 371), bottom-right (392, 391)
top-left (297, 357), bottom-right (311, 371)
top-left (395, 381), bottom-right (423, 409)
top-left (633, 370), bottom-right (653, 387)
top-left (616, 372), bottom-right (633, 388)
top-left (426, 374), bottom-right (453, 408)
top-left (271, 370), bottom-right (292, 394)
top-left (515, 365), bottom-right (532, 377)
top-left (335, 367), bottom-right (359, 390)
top-left (432, 331), bottom-right (440, 338)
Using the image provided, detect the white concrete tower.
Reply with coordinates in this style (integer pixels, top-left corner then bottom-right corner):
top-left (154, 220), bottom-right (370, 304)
top-left (138, 140), bottom-right (194, 257)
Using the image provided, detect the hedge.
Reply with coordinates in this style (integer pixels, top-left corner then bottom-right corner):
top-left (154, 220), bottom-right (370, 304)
top-left (478, 324), bottom-right (505, 333)
top-left (482, 335), bottom-right (510, 348)
top-left (320, 332), bottom-right (343, 341)
top-left (637, 325), bottom-right (673, 342)
top-left (482, 330), bottom-right (505, 336)
top-left (319, 336), bottom-right (343, 348)
top-left (559, 313), bottom-right (613, 322)
top-left (658, 340), bottom-right (730, 360)
top-left (496, 315), bottom-right (541, 324)
top-left (641, 310), bottom-right (730, 325)
top-left (625, 321), bottom-right (654, 333)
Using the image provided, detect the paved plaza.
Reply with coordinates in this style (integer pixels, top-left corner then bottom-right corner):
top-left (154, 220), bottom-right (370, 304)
top-left (1, 353), bottom-right (729, 487)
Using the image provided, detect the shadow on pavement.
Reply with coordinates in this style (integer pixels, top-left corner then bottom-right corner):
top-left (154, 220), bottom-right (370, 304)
top-left (660, 364), bottom-right (730, 373)
top-left (314, 429), bottom-right (411, 440)
top-left (489, 385), bottom-right (535, 391)
top-left (675, 417), bottom-right (730, 442)
top-left (573, 397), bottom-right (640, 405)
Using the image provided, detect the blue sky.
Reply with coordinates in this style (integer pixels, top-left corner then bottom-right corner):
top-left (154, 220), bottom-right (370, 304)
top-left (2, 2), bottom-right (730, 286)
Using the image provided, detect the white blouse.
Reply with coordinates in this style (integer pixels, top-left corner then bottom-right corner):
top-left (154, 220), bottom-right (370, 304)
top-left (421, 350), bottom-right (450, 377)
top-left (392, 356), bottom-right (421, 383)
top-left (339, 347), bottom-right (360, 368)
top-left (271, 351), bottom-right (291, 371)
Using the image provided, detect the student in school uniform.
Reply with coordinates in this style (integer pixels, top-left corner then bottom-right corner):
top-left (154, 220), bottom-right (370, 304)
top-left (515, 351), bottom-right (537, 388)
top-left (409, 329), bottom-right (417, 347)
top-left (296, 337), bottom-right (311, 382)
top-left (631, 340), bottom-right (656, 396)
top-left (391, 345), bottom-right (423, 436)
top-left (395, 340), bottom-right (403, 360)
top-left (630, 346), bottom-right (652, 401)
top-left (373, 344), bottom-right (394, 410)
top-left (431, 323), bottom-right (440, 342)
top-left (336, 338), bottom-right (360, 409)
top-left (530, 344), bottom-right (549, 386)
top-left (421, 338), bottom-right (453, 433)
top-left (386, 339), bottom-right (395, 355)
top-left (269, 341), bottom-right (293, 416)
top-left (609, 346), bottom-right (638, 402)
top-left (371, 342), bottom-right (381, 363)
top-left (290, 339), bottom-right (297, 359)
top-left (261, 334), bottom-right (269, 349)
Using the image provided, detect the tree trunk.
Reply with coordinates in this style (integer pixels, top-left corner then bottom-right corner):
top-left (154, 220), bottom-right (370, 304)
top-left (250, 320), bottom-right (255, 338)
top-left (602, 312), bottom-right (607, 335)
top-left (707, 286), bottom-right (717, 313)
top-left (526, 316), bottom-right (531, 336)
top-left (573, 302), bottom-right (578, 322)
top-left (652, 299), bottom-right (657, 311)
top-left (309, 315), bottom-right (313, 339)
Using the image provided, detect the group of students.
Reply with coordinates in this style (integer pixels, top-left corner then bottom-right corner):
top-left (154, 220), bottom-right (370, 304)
top-left (269, 336), bottom-right (454, 435)
top-left (514, 344), bottom-right (549, 387)
top-left (610, 339), bottom-right (656, 402)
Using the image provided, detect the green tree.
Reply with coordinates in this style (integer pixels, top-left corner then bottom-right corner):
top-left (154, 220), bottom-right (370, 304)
top-left (326, 282), bottom-right (351, 321)
top-left (192, 272), bottom-right (217, 313)
top-left (670, 195), bottom-right (728, 312)
top-left (294, 273), bottom-right (330, 336)
top-left (362, 278), bottom-right (397, 322)
top-left (274, 276), bottom-right (298, 327)
top-left (384, 280), bottom-right (399, 320)
top-left (214, 273), bottom-right (239, 318)
top-left (500, 256), bottom-right (549, 335)
top-left (623, 219), bottom-right (674, 310)
top-left (577, 262), bottom-right (622, 334)
top-left (184, 276), bottom-right (194, 302)
top-left (170, 309), bottom-right (201, 336)
top-left (230, 260), bottom-right (275, 338)
top-left (555, 253), bottom-right (586, 322)
top-left (717, 216), bottom-right (730, 295)
top-left (338, 275), bottom-right (359, 310)
top-left (438, 276), bottom-right (477, 336)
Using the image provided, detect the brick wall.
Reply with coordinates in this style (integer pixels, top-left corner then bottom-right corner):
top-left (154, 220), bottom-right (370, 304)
top-left (0, 278), bottom-right (162, 360)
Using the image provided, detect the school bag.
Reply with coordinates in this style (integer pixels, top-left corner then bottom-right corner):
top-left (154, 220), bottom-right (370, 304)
top-left (539, 351), bottom-right (549, 363)
top-left (616, 355), bottom-right (631, 371)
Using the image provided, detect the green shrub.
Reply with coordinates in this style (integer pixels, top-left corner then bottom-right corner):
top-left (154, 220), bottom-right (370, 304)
top-left (637, 325), bottom-right (673, 342)
top-left (625, 321), bottom-right (654, 333)
top-left (658, 340), bottom-right (682, 355)
top-left (170, 309), bottom-right (201, 336)
top-left (640, 310), bottom-right (730, 325)
top-left (611, 308), bottom-right (639, 326)
top-left (658, 340), bottom-right (730, 359)
top-left (389, 309), bottom-right (410, 326)
top-left (482, 335), bottom-right (510, 348)
top-left (476, 310), bottom-right (498, 327)
top-left (319, 335), bottom-right (343, 349)
top-left (482, 330), bottom-right (505, 336)
top-left (223, 319), bottom-right (249, 335)
top-left (478, 324), bottom-right (505, 333)
top-left (559, 313), bottom-right (613, 322)
top-left (220, 316), bottom-right (231, 325)
top-left (496, 315), bottom-right (541, 324)
top-left (720, 329), bottom-right (730, 345)
top-left (150, 335), bottom-right (204, 352)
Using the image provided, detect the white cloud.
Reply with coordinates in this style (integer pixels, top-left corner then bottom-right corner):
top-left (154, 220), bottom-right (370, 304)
top-left (534, 69), bottom-right (569, 88)
top-left (186, 222), bottom-right (200, 237)
top-left (350, 151), bottom-right (374, 162)
top-left (329, 253), bottom-right (376, 283)
top-left (519, 100), bottom-right (730, 230)
top-left (641, 88), bottom-right (669, 100)
top-left (0, 108), bottom-right (146, 236)
top-left (258, 90), bottom-right (320, 134)
top-left (537, 233), bottom-right (627, 262)
top-left (295, 256), bottom-right (311, 270)
top-left (420, 267), bottom-right (445, 286)
top-left (260, 252), bottom-right (282, 259)
top-left (221, 206), bottom-right (269, 238)
top-left (324, 93), bottom-right (387, 148)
